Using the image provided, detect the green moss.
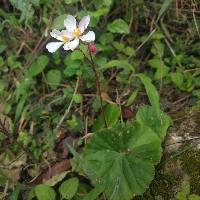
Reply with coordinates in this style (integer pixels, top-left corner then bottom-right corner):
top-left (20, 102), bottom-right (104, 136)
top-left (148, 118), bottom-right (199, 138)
top-left (134, 168), bottom-right (181, 199)
top-left (179, 148), bottom-right (200, 195)
top-left (134, 146), bottom-right (200, 199)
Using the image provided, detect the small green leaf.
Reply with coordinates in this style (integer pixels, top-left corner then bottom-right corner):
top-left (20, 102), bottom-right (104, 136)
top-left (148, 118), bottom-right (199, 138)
top-left (170, 72), bottom-right (184, 88)
top-left (157, 0), bottom-right (174, 21)
top-left (126, 89), bottom-right (138, 107)
top-left (27, 55), bottom-right (49, 77)
top-left (51, 14), bottom-right (68, 29)
top-left (73, 94), bottom-right (82, 104)
top-left (148, 58), bottom-right (169, 80)
top-left (92, 104), bottom-right (121, 131)
top-left (59, 177), bottom-right (79, 200)
top-left (151, 40), bottom-right (165, 57)
top-left (99, 33), bottom-right (114, 45)
top-left (124, 47), bottom-right (135, 56)
top-left (35, 184), bottom-right (55, 200)
top-left (107, 19), bottom-right (129, 34)
top-left (148, 59), bottom-right (162, 69)
top-left (15, 95), bottom-right (27, 122)
top-left (101, 60), bottom-right (133, 71)
top-left (7, 56), bottom-right (21, 69)
top-left (64, 60), bottom-right (81, 77)
top-left (112, 41), bottom-right (125, 51)
top-left (137, 74), bottom-right (160, 115)
top-left (46, 69), bottom-right (62, 90)
top-left (70, 51), bottom-right (84, 60)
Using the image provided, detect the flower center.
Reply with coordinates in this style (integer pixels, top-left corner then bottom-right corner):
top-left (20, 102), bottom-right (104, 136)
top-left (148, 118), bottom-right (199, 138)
top-left (61, 35), bottom-right (69, 43)
top-left (73, 28), bottom-right (81, 38)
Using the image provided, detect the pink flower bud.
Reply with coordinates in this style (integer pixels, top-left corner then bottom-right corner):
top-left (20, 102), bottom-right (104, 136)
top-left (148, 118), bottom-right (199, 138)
top-left (88, 43), bottom-right (97, 54)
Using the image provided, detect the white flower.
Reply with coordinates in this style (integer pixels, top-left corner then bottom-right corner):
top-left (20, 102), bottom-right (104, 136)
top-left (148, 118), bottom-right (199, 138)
top-left (46, 29), bottom-right (74, 53)
top-left (63, 15), bottom-right (95, 51)
top-left (46, 15), bottom-right (95, 53)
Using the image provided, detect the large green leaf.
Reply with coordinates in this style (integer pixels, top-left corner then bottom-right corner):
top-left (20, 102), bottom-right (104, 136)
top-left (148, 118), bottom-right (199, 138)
top-left (82, 124), bottom-right (161, 200)
top-left (136, 106), bottom-right (172, 140)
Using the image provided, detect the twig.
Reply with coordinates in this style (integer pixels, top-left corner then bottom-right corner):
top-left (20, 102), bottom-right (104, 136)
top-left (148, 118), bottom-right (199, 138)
top-left (82, 132), bottom-right (94, 140)
top-left (135, 28), bottom-right (157, 53)
top-left (172, 94), bottom-right (191, 105)
top-left (56, 78), bottom-right (80, 129)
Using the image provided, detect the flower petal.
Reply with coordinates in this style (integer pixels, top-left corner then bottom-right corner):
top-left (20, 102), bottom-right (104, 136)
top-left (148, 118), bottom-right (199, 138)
top-left (63, 38), bottom-right (79, 51)
top-left (78, 16), bottom-right (90, 34)
top-left (50, 29), bottom-right (61, 40)
top-left (46, 42), bottom-right (64, 53)
top-left (64, 15), bottom-right (77, 32)
top-left (80, 31), bottom-right (95, 43)
top-left (60, 30), bottom-right (74, 40)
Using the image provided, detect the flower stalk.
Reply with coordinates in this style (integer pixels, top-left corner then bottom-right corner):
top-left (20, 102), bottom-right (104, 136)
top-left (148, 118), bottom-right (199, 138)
top-left (79, 47), bottom-right (108, 128)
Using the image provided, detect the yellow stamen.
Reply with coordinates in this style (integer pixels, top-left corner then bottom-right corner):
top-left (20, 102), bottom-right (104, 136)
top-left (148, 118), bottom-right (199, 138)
top-left (61, 35), bottom-right (69, 43)
top-left (73, 28), bottom-right (81, 38)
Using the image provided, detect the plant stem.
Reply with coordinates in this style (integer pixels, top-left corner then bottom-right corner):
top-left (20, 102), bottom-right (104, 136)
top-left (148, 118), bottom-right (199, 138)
top-left (79, 47), bottom-right (108, 127)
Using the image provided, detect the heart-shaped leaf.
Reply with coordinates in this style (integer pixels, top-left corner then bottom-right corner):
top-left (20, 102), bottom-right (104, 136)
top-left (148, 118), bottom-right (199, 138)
top-left (82, 124), bottom-right (161, 200)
